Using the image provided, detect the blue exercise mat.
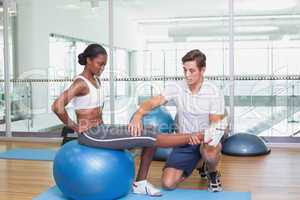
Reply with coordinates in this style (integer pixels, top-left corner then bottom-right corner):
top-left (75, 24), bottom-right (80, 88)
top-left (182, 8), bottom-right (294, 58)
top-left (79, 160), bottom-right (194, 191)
top-left (0, 148), bottom-right (137, 161)
top-left (0, 148), bottom-right (57, 161)
top-left (34, 186), bottom-right (251, 200)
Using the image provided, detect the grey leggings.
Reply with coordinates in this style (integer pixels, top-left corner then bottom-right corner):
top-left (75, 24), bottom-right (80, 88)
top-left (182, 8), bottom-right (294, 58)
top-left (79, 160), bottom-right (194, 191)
top-left (79, 124), bottom-right (158, 149)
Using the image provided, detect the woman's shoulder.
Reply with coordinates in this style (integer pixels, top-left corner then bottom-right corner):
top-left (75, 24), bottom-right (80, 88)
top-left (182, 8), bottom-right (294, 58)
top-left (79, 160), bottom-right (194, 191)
top-left (68, 76), bottom-right (89, 92)
top-left (73, 76), bottom-right (87, 85)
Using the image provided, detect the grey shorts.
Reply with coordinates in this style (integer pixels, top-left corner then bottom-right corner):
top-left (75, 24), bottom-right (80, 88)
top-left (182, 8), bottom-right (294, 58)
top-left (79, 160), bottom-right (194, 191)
top-left (79, 124), bottom-right (158, 149)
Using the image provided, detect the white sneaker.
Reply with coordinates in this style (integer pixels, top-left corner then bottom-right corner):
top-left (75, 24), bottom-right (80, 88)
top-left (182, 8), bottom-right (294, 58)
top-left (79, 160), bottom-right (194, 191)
top-left (132, 180), bottom-right (162, 197)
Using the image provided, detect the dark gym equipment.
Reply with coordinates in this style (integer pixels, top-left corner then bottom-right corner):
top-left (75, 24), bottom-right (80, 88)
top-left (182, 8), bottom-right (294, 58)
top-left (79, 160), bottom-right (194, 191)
top-left (222, 133), bottom-right (271, 156)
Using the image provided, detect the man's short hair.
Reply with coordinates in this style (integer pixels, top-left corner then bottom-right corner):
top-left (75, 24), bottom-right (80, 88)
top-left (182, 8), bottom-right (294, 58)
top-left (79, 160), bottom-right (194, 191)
top-left (182, 49), bottom-right (206, 69)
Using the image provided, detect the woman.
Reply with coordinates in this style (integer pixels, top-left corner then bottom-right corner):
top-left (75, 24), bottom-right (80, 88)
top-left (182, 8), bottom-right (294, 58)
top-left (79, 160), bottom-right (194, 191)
top-left (52, 44), bottom-right (208, 197)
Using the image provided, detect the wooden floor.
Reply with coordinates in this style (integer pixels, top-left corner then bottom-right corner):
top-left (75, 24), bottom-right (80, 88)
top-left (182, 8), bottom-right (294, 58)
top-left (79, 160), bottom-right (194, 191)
top-left (0, 141), bottom-right (299, 200)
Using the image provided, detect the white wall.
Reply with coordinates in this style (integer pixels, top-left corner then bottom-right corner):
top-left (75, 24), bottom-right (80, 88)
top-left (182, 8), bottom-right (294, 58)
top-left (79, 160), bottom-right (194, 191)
top-left (15, 0), bottom-right (138, 115)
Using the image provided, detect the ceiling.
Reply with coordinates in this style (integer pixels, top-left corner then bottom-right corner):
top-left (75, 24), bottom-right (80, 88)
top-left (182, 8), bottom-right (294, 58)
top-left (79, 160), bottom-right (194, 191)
top-left (114, 0), bottom-right (300, 42)
top-left (116, 0), bottom-right (300, 19)
top-left (10, 0), bottom-right (300, 42)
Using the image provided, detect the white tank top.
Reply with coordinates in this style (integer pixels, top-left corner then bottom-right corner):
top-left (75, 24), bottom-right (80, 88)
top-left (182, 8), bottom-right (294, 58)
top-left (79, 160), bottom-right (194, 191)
top-left (71, 75), bottom-right (104, 110)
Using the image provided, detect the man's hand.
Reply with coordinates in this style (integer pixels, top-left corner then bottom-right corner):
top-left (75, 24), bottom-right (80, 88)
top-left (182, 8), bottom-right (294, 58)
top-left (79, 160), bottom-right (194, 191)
top-left (205, 116), bottom-right (228, 147)
top-left (128, 115), bottom-right (144, 137)
top-left (188, 132), bottom-right (209, 145)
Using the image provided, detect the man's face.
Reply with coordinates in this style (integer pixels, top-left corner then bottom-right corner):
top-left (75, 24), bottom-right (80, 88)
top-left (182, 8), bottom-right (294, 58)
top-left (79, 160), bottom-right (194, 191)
top-left (183, 60), bottom-right (205, 86)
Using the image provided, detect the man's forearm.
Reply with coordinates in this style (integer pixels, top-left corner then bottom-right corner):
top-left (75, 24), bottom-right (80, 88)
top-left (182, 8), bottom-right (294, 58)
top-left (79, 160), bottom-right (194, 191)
top-left (135, 100), bottom-right (155, 118)
top-left (135, 96), bottom-right (165, 118)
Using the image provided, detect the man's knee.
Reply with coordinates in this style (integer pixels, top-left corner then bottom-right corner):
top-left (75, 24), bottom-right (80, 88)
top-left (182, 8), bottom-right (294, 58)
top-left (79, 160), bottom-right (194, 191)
top-left (161, 168), bottom-right (183, 190)
top-left (161, 177), bottom-right (177, 190)
top-left (201, 144), bottom-right (221, 163)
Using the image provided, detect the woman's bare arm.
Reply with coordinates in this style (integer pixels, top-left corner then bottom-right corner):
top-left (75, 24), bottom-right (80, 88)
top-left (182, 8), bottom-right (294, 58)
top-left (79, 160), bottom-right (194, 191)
top-left (52, 79), bottom-right (87, 132)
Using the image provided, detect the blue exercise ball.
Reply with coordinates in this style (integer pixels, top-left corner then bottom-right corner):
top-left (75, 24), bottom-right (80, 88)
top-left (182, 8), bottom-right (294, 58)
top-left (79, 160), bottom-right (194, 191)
top-left (222, 133), bottom-right (271, 156)
top-left (141, 106), bottom-right (175, 161)
top-left (53, 140), bottom-right (135, 200)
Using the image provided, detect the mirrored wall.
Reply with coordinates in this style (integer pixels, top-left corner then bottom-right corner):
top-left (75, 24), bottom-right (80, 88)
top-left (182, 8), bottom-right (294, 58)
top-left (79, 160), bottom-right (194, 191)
top-left (1, 0), bottom-right (300, 141)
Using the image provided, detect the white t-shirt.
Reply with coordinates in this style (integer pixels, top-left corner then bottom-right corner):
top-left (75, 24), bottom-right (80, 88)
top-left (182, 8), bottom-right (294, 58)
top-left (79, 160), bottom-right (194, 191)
top-left (161, 80), bottom-right (225, 133)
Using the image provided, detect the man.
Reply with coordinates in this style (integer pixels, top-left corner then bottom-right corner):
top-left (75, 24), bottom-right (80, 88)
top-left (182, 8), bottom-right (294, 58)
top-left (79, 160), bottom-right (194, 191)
top-left (129, 49), bottom-right (226, 192)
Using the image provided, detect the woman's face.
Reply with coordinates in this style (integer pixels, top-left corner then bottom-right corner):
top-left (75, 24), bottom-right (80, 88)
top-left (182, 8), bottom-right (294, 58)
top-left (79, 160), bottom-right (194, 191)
top-left (87, 54), bottom-right (107, 76)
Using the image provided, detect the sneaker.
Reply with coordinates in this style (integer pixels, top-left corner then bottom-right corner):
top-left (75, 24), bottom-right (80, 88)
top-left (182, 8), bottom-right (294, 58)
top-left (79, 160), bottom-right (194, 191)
top-left (197, 162), bottom-right (208, 180)
top-left (132, 180), bottom-right (162, 197)
top-left (207, 171), bottom-right (223, 192)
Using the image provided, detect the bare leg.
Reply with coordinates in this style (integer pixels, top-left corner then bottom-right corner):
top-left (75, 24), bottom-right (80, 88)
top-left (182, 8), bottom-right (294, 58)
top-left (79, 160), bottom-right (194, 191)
top-left (136, 147), bottom-right (157, 181)
top-left (135, 133), bottom-right (204, 181)
top-left (155, 133), bottom-right (203, 148)
top-left (196, 158), bottom-right (205, 169)
top-left (200, 143), bottom-right (222, 172)
top-left (136, 134), bottom-right (203, 182)
top-left (133, 147), bottom-right (161, 197)
top-left (200, 143), bottom-right (223, 192)
top-left (161, 168), bottom-right (185, 190)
